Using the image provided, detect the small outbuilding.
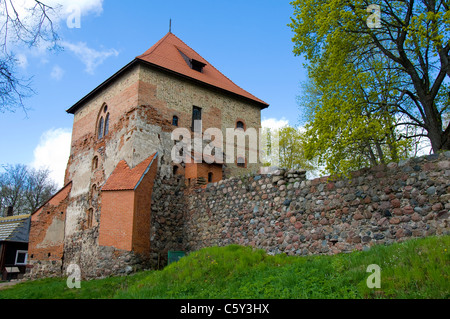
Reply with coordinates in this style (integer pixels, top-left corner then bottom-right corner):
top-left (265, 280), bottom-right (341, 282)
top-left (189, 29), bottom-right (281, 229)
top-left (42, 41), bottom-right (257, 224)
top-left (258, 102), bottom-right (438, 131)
top-left (0, 213), bottom-right (31, 281)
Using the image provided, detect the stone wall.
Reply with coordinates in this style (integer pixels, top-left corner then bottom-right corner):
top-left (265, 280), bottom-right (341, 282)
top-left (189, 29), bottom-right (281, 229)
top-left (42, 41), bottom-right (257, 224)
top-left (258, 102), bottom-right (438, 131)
top-left (183, 153), bottom-right (450, 256)
top-left (149, 175), bottom-right (187, 268)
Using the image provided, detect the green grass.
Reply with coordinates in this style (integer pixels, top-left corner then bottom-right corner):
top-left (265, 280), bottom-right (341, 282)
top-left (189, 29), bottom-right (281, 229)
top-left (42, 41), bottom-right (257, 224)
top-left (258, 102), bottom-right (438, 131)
top-left (1, 236), bottom-right (448, 299)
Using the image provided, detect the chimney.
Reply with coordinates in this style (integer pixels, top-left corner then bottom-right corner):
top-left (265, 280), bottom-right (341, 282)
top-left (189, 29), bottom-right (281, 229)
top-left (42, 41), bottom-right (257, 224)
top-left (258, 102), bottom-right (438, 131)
top-left (7, 206), bottom-right (13, 217)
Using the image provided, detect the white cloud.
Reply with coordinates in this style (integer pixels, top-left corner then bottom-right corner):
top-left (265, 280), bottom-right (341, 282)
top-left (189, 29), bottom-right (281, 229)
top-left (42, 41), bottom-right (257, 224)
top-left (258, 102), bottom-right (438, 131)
top-left (30, 128), bottom-right (72, 188)
top-left (51, 65), bottom-right (65, 80)
top-left (261, 117), bottom-right (289, 130)
top-left (45, 0), bottom-right (104, 22)
top-left (62, 41), bottom-right (119, 74)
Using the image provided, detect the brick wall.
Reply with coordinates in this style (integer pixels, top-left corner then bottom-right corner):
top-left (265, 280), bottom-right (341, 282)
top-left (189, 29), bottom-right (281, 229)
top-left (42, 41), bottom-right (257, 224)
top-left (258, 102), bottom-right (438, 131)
top-left (27, 183), bottom-right (72, 278)
top-left (132, 156), bottom-right (158, 255)
top-left (98, 190), bottom-right (135, 251)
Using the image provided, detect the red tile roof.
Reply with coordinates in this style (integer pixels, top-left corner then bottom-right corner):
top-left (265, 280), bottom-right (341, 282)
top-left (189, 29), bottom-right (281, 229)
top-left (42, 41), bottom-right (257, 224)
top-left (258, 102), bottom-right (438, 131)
top-left (136, 32), bottom-right (269, 108)
top-left (67, 32), bottom-right (268, 114)
top-left (102, 153), bottom-right (157, 191)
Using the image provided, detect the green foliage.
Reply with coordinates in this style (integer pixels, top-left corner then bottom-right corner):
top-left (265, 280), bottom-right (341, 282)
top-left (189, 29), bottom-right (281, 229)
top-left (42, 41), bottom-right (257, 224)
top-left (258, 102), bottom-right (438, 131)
top-left (1, 237), bottom-right (448, 299)
top-left (289, 0), bottom-right (450, 174)
top-left (263, 125), bottom-right (317, 172)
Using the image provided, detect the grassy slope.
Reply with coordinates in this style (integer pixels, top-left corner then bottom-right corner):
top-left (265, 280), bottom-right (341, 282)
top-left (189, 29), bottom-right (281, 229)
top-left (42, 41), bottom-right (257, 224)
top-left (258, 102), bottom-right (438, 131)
top-left (1, 236), bottom-right (448, 299)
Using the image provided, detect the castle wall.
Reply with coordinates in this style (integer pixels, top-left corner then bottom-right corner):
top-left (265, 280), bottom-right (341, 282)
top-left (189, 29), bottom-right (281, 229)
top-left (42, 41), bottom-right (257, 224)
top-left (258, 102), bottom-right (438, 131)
top-left (183, 153), bottom-right (450, 256)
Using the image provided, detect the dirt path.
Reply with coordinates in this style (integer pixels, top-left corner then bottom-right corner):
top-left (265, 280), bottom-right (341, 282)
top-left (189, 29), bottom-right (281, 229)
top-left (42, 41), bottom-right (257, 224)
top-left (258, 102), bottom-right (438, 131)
top-left (0, 281), bottom-right (22, 290)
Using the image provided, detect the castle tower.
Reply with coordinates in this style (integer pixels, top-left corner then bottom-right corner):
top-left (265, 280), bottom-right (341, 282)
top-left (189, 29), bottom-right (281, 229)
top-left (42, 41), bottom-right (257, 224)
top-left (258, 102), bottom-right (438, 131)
top-left (27, 32), bottom-right (269, 279)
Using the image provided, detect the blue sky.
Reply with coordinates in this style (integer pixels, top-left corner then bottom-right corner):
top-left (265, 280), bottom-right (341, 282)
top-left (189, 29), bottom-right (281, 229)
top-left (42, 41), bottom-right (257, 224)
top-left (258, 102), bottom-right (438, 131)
top-left (0, 0), bottom-right (308, 186)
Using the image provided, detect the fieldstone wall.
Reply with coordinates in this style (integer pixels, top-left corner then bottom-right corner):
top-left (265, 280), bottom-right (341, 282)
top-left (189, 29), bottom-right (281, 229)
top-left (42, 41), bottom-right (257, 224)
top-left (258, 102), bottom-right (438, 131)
top-left (183, 153), bottom-right (450, 256)
top-left (149, 175), bottom-right (187, 268)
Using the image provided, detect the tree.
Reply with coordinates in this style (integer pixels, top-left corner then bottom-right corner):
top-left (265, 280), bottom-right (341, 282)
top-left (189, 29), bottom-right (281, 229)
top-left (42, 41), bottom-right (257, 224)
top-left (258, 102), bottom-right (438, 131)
top-left (298, 62), bottom-right (420, 176)
top-left (0, 0), bottom-right (59, 113)
top-left (263, 125), bottom-right (317, 173)
top-left (0, 164), bottom-right (58, 216)
top-left (289, 0), bottom-right (450, 155)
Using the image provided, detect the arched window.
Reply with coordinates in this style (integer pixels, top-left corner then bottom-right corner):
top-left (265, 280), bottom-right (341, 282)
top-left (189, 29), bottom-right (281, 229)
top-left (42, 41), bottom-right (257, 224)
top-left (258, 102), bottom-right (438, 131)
top-left (97, 104), bottom-right (110, 140)
top-left (173, 165), bottom-right (179, 176)
top-left (87, 208), bottom-right (94, 228)
top-left (98, 117), bottom-right (104, 139)
top-left (172, 115), bottom-right (179, 126)
top-left (92, 156), bottom-right (98, 170)
top-left (91, 184), bottom-right (98, 198)
top-left (104, 113), bottom-right (110, 136)
top-left (236, 121), bottom-right (245, 130)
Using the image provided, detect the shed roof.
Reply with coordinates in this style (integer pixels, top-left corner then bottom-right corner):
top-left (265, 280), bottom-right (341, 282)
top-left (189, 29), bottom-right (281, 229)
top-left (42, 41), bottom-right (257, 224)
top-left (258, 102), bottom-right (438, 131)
top-left (102, 153), bottom-right (158, 191)
top-left (0, 214), bottom-right (31, 243)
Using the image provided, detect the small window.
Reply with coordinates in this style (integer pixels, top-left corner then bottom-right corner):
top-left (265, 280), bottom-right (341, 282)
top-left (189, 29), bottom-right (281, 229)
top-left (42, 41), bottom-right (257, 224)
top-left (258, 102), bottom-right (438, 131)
top-left (208, 172), bottom-right (213, 183)
top-left (91, 185), bottom-right (98, 200)
top-left (173, 165), bottom-right (179, 175)
top-left (87, 208), bottom-right (94, 228)
top-left (191, 59), bottom-right (206, 72)
top-left (236, 121), bottom-right (245, 130)
top-left (192, 106), bottom-right (202, 131)
top-left (98, 117), bottom-right (104, 139)
top-left (15, 250), bottom-right (28, 265)
top-left (237, 157), bottom-right (246, 168)
top-left (92, 156), bottom-right (99, 170)
top-left (172, 115), bottom-right (179, 126)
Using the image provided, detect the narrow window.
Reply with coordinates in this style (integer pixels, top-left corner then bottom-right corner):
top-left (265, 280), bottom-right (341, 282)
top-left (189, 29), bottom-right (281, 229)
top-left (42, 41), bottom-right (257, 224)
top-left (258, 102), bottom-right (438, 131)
top-left (92, 156), bottom-right (98, 170)
top-left (236, 121), bottom-right (245, 130)
top-left (87, 208), bottom-right (94, 228)
top-left (104, 113), bottom-right (110, 136)
top-left (208, 172), bottom-right (213, 183)
top-left (91, 185), bottom-right (98, 201)
top-left (237, 157), bottom-right (246, 168)
top-left (172, 115), bottom-right (179, 126)
top-left (192, 106), bottom-right (202, 131)
top-left (98, 117), bottom-right (104, 139)
top-left (173, 165), bottom-right (179, 176)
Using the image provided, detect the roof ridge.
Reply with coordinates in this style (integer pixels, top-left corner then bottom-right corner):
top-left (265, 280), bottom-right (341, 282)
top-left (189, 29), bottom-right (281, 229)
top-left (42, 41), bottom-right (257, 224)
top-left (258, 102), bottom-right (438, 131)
top-left (167, 34), bottom-right (264, 103)
top-left (136, 32), bottom-right (269, 107)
